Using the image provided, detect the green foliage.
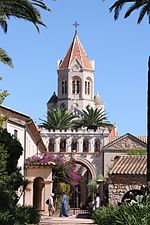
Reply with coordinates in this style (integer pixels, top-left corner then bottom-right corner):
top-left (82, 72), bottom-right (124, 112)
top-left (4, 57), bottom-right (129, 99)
top-left (75, 106), bottom-right (114, 131)
top-left (91, 205), bottom-right (119, 225)
top-left (127, 149), bottom-right (146, 156)
top-left (0, 0), bottom-right (50, 33)
top-left (88, 175), bottom-right (106, 194)
top-left (109, 0), bottom-right (150, 24)
top-left (91, 204), bottom-right (150, 225)
top-left (15, 205), bottom-right (40, 225)
top-left (0, 48), bottom-right (13, 67)
top-left (41, 108), bottom-right (77, 130)
top-left (0, 128), bottom-right (23, 174)
top-left (0, 129), bottom-right (41, 224)
top-left (57, 182), bottom-right (70, 195)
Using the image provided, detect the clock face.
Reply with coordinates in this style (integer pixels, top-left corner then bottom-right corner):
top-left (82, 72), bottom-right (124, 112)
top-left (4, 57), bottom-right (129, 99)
top-left (72, 65), bottom-right (80, 72)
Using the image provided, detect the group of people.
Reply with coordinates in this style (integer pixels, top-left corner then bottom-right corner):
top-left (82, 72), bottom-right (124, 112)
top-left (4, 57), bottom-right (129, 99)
top-left (47, 192), bottom-right (69, 217)
top-left (47, 192), bottom-right (101, 217)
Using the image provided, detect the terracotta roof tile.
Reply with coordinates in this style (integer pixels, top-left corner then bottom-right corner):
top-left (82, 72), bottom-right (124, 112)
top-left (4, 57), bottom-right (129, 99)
top-left (109, 155), bottom-right (147, 175)
top-left (59, 33), bottom-right (93, 70)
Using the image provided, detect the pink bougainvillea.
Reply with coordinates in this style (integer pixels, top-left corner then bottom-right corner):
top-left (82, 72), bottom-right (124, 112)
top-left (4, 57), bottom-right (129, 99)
top-left (26, 152), bottom-right (81, 187)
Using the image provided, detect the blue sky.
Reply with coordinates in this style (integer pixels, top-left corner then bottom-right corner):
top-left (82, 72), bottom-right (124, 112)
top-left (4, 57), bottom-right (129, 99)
top-left (1, 0), bottom-right (149, 136)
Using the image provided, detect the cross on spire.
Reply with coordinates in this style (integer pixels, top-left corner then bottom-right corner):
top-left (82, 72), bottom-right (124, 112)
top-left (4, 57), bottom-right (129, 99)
top-left (73, 21), bottom-right (79, 34)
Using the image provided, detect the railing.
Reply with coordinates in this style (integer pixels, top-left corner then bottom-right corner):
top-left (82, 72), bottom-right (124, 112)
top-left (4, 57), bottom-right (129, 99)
top-left (70, 208), bottom-right (90, 217)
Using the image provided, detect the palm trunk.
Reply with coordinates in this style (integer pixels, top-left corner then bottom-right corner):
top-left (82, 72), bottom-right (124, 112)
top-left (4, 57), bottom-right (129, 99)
top-left (147, 56), bottom-right (150, 186)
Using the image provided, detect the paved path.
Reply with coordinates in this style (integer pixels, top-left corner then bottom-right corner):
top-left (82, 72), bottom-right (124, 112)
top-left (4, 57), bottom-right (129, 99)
top-left (40, 214), bottom-right (95, 225)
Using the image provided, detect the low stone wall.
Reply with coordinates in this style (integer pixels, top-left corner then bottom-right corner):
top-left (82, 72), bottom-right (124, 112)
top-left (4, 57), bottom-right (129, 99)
top-left (108, 174), bottom-right (146, 205)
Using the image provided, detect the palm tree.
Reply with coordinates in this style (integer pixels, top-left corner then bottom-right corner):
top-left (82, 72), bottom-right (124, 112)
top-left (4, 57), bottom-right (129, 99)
top-left (0, 0), bottom-right (50, 67)
top-left (41, 108), bottom-right (77, 131)
top-left (0, 0), bottom-right (50, 33)
top-left (109, 0), bottom-right (150, 23)
top-left (75, 106), bottom-right (114, 131)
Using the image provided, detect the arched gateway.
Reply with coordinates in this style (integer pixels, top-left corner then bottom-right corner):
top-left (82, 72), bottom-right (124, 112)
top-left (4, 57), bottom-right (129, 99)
top-left (66, 154), bottom-right (97, 179)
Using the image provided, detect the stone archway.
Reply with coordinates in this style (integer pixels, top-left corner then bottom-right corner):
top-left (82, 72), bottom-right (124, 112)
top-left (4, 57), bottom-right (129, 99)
top-left (66, 154), bottom-right (96, 179)
top-left (65, 154), bottom-right (96, 208)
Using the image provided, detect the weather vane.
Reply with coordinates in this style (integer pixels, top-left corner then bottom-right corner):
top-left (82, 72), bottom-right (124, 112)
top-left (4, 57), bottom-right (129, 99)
top-left (73, 21), bottom-right (79, 34)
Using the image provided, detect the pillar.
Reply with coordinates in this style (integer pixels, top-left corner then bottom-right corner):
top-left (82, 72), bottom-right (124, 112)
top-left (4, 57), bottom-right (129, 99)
top-left (89, 137), bottom-right (95, 153)
top-left (78, 137), bottom-right (83, 153)
top-left (54, 137), bottom-right (60, 153)
top-left (66, 136), bottom-right (72, 153)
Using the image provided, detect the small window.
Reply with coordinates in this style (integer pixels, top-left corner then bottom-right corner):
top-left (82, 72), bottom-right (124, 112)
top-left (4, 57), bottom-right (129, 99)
top-left (85, 81), bottom-right (87, 94)
top-left (60, 103), bottom-right (66, 109)
top-left (72, 80), bottom-right (80, 94)
top-left (77, 81), bottom-right (80, 94)
top-left (72, 81), bottom-right (75, 94)
top-left (14, 129), bottom-right (18, 138)
top-left (65, 81), bottom-right (67, 94)
top-left (62, 81), bottom-right (65, 94)
top-left (88, 81), bottom-right (90, 94)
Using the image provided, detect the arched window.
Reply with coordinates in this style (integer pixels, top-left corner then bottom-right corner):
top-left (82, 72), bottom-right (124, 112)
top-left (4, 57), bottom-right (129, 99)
top-left (72, 81), bottom-right (75, 94)
top-left (62, 81), bottom-right (65, 94)
top-left (83, 138), bottom-right (89, 152)
top-left (72, 80), bottom-right (80, 94)
top-left (77, 81), bottom-right (80, 94)
top-left (85, 81), bottom-right (87, 94)
top-left (60, 103), bottom-right (66, 109)
top-left (48, 138), bottom-right (54, 152)
top-left (62, 80), bottom-right (67, 94)
top-left (95, 139), bottom-right (100, 152)
top-left (65, 81), bottom-right (67, 94)
top-left (71, 139), bottom-right (77, 151)
top-left (88, 81), bottom-right (90, 94)
top-left (60, 138), bottom-right (66, 152)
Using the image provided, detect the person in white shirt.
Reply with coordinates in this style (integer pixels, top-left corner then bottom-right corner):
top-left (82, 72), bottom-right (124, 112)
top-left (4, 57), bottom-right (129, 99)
top-left (95, 193), bottom-right (101, 209)
top-left (48, 193), bottom-right (55, 216)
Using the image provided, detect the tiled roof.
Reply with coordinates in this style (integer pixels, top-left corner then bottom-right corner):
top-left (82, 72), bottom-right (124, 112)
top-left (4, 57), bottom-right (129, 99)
top-left (59, 33), bottom-right (93, 70)
top-left (109, 155), bottom-right (147, 175)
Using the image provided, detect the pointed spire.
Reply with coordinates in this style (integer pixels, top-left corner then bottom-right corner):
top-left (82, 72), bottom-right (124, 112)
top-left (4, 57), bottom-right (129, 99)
top-left (94, 92), bottom-right (103, 105)
top-left (58, 32), bottom-right (93, 70)
top-left (47, 91), bottom-right (58, 104)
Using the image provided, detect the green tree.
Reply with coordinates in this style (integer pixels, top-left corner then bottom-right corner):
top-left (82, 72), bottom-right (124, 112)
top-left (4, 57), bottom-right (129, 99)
top-left (0, 128), bottom-right (40, 224)
top-left (75, 106), bottom-right (114, 131)
top-left (109, 0), bottom-right (150, 23)
top-left (41, 108), bottom-right (77, 130)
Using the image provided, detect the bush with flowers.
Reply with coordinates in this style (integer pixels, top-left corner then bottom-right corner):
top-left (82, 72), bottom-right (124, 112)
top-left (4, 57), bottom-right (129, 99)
top-left (26, 152), bottom-right (81, 188)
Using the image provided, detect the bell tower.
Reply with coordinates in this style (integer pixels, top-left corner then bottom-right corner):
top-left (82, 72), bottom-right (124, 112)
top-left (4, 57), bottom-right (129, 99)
top-left (57, 28), bottom-right (95, 112)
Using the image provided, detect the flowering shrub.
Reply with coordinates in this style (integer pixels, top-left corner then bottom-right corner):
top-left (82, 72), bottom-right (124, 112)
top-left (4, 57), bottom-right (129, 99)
top-left (26, 152), bottom-right (81, 187)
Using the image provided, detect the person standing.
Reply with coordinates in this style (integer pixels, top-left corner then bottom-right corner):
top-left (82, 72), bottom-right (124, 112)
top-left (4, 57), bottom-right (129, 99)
top-left (95, 193), bottom-right (101, 209)
top-left (60, 192), bottom-right (69, 217)
top-left (48, 193), bottom-right (55, 216)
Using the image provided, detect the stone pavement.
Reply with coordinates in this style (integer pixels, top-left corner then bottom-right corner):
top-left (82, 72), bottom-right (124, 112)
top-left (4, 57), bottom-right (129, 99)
top-left (39, 214), bottom-right (95, 225)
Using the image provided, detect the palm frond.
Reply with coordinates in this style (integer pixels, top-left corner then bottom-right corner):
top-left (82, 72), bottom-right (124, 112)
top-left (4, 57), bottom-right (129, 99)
top-left (0, 0), bottom-right (50, 32)
top-left (0, 15), bottom-right (7, 33)
top-left (0, 48), bottom-right (13, 67)
top-left (109, 0), bottom-right (150, 23)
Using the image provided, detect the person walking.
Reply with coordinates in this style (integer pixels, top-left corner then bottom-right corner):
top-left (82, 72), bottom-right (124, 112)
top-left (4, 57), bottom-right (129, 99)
top-left (48, 193), bottom-right (55, 216)
top-left (95, 193), bottom-right (101, 209)
top-left (59, 192), bottom-right (69, 217)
